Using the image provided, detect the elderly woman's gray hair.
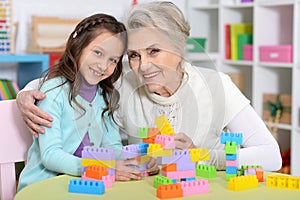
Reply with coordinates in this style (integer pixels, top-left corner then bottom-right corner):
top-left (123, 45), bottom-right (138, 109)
top-left (123, 1), bottom-right (190, 56)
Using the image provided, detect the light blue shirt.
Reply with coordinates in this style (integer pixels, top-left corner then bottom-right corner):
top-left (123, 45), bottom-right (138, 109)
top-left (18, 77), bottom-right (122, 191)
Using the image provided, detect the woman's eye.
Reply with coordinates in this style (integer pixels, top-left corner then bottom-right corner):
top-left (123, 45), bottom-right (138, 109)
top-left (150, 48), bottom-right (160, 54)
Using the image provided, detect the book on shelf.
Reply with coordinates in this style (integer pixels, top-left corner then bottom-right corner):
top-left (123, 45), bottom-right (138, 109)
top-left (230, 23), bottom-right (253, 60)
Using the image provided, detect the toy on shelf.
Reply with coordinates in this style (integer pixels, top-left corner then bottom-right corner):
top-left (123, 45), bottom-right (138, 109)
top-left (0, 0), bottom-right (14, 54)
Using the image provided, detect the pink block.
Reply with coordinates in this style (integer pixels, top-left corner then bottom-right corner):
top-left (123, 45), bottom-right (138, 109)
top-left (226, 160), bottom-right (237, 167)
top-left (155, 135), bottom-right (175, 149)
top-left (82, 173), bottom-right (115, 188)
top-left (162, 170), bottom-right (195, 179)
top-left (259, 45), bottom-right (293, 63)
top-left (243, 45), bottom-right (253, 61)
top-left (179, 180), bottom-right (210, 196)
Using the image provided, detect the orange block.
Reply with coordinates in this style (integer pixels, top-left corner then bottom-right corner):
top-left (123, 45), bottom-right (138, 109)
top-left (157, 184), bottom-right (183, 199)
top-left (148, 128), bottom-right (160, 137)
top-left (85, 165), bottom-right (108, 180)
top-left (162, 163), bottom-right (177, 172)
top-left (256, 168), bottom-right (264, 182)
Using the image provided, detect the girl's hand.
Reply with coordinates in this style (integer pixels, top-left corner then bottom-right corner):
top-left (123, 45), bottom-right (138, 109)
top-left (147, 157), bottom-right (160, 175)
top-left (116, 160), bottom-right (142, 181)
top-left (16, 90), bottom-right (53, 137)
top-left (174, 132), bottom-right (196, 149)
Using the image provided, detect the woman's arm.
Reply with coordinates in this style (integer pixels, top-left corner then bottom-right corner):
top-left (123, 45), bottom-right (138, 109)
top-left (16, 79), bottom-right (53, 137)
top-left (227, 104), bottom-right (282, 171)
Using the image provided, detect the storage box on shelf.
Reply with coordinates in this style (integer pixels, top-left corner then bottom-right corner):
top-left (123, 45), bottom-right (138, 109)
top-left (187, 0), bottom-right (300, 175)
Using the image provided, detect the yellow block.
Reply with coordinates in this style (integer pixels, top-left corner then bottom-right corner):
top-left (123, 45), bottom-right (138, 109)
top-left (147, 149), bottom-right (173, 157)
top-left (188, 148), bottom-right (210, 162)
top-left (147, 144), bottom-right (162, 153)
top-left (82, 158), bottom-right (116, 168)
top-left (228, 175), bottom-right (258, 191)
top-left (155, 115), bottom-right (174, 135)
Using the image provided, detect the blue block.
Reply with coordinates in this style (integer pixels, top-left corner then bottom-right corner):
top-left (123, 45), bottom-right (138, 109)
top-left (226, 154), bottom-right (237, 160)
top-left (221, 132), bottom-right (243, 145)
top-left (139, 143), bottom-right (149, 155)
top-left (226, 166), bottom-right (238, 174)
top-left (68, 179), bottom-right (105, 195)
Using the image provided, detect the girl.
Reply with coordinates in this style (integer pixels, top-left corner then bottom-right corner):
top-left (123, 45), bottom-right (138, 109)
top-left (17, 13), bottom-right (128, 191)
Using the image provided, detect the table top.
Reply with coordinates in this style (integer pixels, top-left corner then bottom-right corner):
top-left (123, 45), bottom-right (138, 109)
top-left (15, 171), bottom-right (300, 200)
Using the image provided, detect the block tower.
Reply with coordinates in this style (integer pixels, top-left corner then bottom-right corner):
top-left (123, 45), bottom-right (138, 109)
top-left (220, 131), bottom-right (242, 181)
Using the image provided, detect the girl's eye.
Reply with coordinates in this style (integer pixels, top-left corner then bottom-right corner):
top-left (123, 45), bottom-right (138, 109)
top-left (109, 58), bottom-right (118, 64)
top-left (127, 52), bottom-right (140, 59)
top-left (93, 50), bottom-right (102, 56)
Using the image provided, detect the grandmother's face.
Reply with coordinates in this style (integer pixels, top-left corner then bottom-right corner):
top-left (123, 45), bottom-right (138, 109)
top-left (127, 28), bottom-right (183, 97)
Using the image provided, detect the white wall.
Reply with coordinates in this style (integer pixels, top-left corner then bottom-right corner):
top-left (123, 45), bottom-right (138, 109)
top-left (12, 0), bottom-right (186, 53)
top-left (0, 0), bottom-right (186, 82)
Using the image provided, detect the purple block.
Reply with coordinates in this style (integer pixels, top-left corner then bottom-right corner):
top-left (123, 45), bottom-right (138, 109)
top-left (108, 168), bottom-right (116, 176)
top-left (177, 160), bottom-right (196, 171)
top-left (160, 150), bottom-right (190, 165)
top-left (82, 146), bottom-right (115, 160)
top-left (244, 168), bottom-right (256, 176)
top-left (120, 144), bottom-right (140, 159)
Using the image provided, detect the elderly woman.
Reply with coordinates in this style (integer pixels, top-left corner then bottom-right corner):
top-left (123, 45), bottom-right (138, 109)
top-left (17, 1), bottom-right (282, 179)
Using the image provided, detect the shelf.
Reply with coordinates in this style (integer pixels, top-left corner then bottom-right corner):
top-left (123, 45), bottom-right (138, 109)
top-left (264, 121), bottom-right (292, 131)
top-left (258, 62), bottom-right (293, 69)
top-left (222, 59), bottom-right (253, 66)
top-left (257, 0), bottom-right (295, 6)
top-left (187, 52), bottom-right (219, 61)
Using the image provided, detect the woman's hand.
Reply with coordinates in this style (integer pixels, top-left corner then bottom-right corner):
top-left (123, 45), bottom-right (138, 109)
top-left (147, 157), bottom-right (160, 175)
top-left (174, 132), bottom-right (196, 149)
top-left (115, 160), bottom-right (142, 181)
top-left (16, 90), bottom-right (53, 137)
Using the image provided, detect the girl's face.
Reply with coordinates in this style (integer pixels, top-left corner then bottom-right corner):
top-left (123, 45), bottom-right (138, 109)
top-left (79, 30), bottom-right (124, 85)
top-left (127, 28), bottom-right (183, 97)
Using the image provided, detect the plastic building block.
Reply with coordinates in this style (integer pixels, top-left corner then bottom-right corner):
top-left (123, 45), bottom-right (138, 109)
top-left (196, 164), bottom-right (217, 178)
top-left (225, 142), bottom-right (237, 154)
top-left (240, 165), bottom-right (262, 175)
top-left (155, 115), bottom-right (175, 135)
top-left (267, 175), bottom-right (300, 189)
top-left (226, 166), bottom-right (238, 175)
top-left (226, 174), bottom-right (237, 181)
top-left (139, 143), bottom-right (149, 155)
top-left (120, 144), bottom-right (140, 159)
top-left (162, 169), bottom-right (196, 179)
top-left (155, 134), bottom-right (175, 149)
top-left (156, 184), bottom-right (183, 199)
top-left (221, 132), bottom-right (243, 145)
top-left (159, 149), bottom-right (190, 165)
top-left (226, 154), bottom-right (237, 160)
top-left (154, 175), bottom-right (173, 188)
top-left (82, 158), bottom-right (116, 168)
top-left (85, 165), bottom-right (108, 180)
top-left (256, 168), bottom-right (264, 182)
top-left (228, 175), bottom-right (258, 191)
top-left (148, 127), bottom-right (161, 137)
top-left (179, 179), bottom-right (210, 196)
top-left (147, 144), bottom-right (162, 152)
top-left (226, 160), bottom-right (237, 166)
top-left (138, 127), bottom-right (148, 138)
top-left (162, 164), bottom-right (177, 172)
top-left (148, 149), bottom-right (173, 157)
top-left (188, 148), bottom-right (210, 162)
top-left (244, 168), bottom-right (256, 176)
top-left (68, 179), bottom-right (105, 195)
top-left (82, 146), bottom-right (115, 160)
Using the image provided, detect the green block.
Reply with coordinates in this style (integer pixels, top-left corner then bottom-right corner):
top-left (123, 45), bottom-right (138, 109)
top-left (226, 173), bottom-right (237, 181)
top-left (237, 34), bottom-right (252, 60)
top-left (196, 164), bottom-right (217, 178)
top-left (138, 127), bottom-right (148, 138)
top-left (225, 141), bottom-right (237, 154)
top-left (154, 175), bottom-right (173, 188)
top-left (186, 37), bottom-right (206, 53)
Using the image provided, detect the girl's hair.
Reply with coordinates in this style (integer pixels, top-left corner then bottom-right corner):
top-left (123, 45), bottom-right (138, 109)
top-left (124, 1), bottom-right (190, 56)
top-left (41, 13), bottom-right (127, 122)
